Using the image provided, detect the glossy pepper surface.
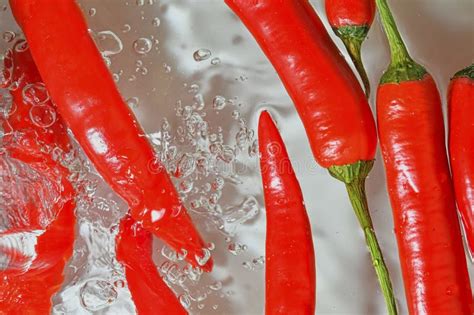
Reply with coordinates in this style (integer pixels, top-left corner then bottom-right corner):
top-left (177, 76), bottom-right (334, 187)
top-left (325, 0), bottom-right (375, 96)
top-left (375, 0), bottom-right (473, 313)
top-left (116, 214), bottom-right (187, 315)
top-left (226, 1), bottom-right (396, 313)
top-left (0, 40), bottom-right (76, 314)
top-left (258, 111), bottom-right (315, 315)
top-left (448, 64), bottom-right (474, 258)
top-left (9, 0), bottom-right (212, 271)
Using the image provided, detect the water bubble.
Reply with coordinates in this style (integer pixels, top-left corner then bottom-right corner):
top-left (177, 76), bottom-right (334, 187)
top-left (133, 38), bottom-right (153, 55)
top-left (209, 281), bottom-right (222, 291)
top-left (161, 245), bottom-right (178, 261)
top-left (80, 280), bottom-right (118, 312)
top-left (0, 89), bottom-right (13, 117)
top-left (175, 153), bottom-right (195, 178)
top-left (121, 24), bottom-right (131, 33)
top-left (14, 40), bottom-right (28, 52)
top-left (248, 140), bottom-right (258, 157)
top-left (152, 17), bottom-right (161, 27)
top-left (212, 95), bottom-right (226, 110)
top-left (29, 105), bottom-right (57, 128)
top-left (179, 180), bottom-right (193, 194)
top-left (211, 57), bottom-right (221, 65)
top-left (136, 0), bottom-right (145, 6)
top-left (163, 63), bottom-right (172, 73)
top-left (113, 279), bottom-right (125, 288)
top-left (195, 248), bottom-right (211, 267)
top-left (193, 93), bottom-right (205, 110)
top-left (126, 97), bottom-right (139, 108)
top-left (179, 294), bottom-right (191, 309)
top-left (228, 243), bottom-right (247, 256)
top-left (136, 66), bottom-right (148, 75)
top-left (193, 49), bottom-right (212, 62)
top-left (212, 305), bottom-right (219, 310)
top-left (198, 304), bottom-right (205, 310)
top-left (88, 8), bottom-right (97, 16)
top-left (94, 31), bottom-right (123, 57)
top-left (2, 31), bottom-right (15, 43)
top-left (22, 82), bottom-right (50, 105)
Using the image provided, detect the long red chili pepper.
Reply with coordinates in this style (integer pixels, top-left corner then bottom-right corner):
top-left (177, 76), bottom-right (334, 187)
top-left (0, 40), bottom-right (76, 314)
top-left (9, 0), bottom-right (212, 271)
top-left (116, 214), bottom-right (187, 315)
top-left (375, 1), bottom-right (473, 314)
top-left (448, 64), bottom-right (474, 259)
top-left (225, 1), bottom-right (396, 313)
top-left (325, 0), bottom-right (375, 96)
top-left (258, 111), bottom-right (315, 315)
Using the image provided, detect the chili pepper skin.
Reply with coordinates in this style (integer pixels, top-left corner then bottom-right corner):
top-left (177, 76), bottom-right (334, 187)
top-left (325, 0), bottom-right (375, 97)
top-left (9, 0), bottom-right (212, 271)
top-left (116, 214), bottom-right (187, 315)
top-left (375, 0), bottom-right (473, 314)
top-left (0, 40), bottom-right (76, 314)
top-left (258, 111), bottom-right (315, 315)
top-left (448, 64), bottom-right (474, 258)
top-left (226, 1), bottom-right (397, 313)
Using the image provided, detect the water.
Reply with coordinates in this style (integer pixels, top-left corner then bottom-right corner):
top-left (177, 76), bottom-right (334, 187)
top-left (0, 1), bottom-right (473, 314)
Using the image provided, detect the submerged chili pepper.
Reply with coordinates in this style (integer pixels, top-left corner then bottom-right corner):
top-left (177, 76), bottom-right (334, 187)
top-left (448, 64), bottom-right (474, 259)
top-left (116, 214), bottom-right (187, 315)
top-left (258, 111), bottom-right (315, 315)
top-left (9, 0), bottom-right (212, 271)
top-left (0, 40), bottom-right (76, 314)
top-left (375, 0), bottom-right (473, 314)
top-left (325, 0), bottom-right (375, 96)
top-left (226, 1), bottom-right (396, 313)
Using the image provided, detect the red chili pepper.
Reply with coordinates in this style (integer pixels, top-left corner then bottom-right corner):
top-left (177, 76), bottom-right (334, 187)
top-left (9, 0), bottom-right (212, 271)
top-left (325, 0), bottom-right (375, 96)
top-left (375, 1), bottom-right (473, 314)
top-left (0, 40), bottom-right (76, 314)
top-left (225, 1), bottom-right (396, 313)
top-left (116, 214), bottom-right (187, 315)
top-left (258, 111), bottom-right (315, 315)
top-left (448, 64), bottom-right (474, 259)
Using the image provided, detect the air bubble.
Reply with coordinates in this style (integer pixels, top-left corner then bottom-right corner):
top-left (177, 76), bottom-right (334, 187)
top-left (133, 38), bottom-right (153, 54)
top-left (126, 97), bottom-right (139, 108)
top-left (152, 17), bottom-right (161, 27)
top-left (2, 31), bottom-right (15, 43)
top-left (212, 95), bottom-right (226, 110)
top-left (193, 49), bottom-right (212, 62)
top-left (80, 280), bottom-right (118, 312)
top-left (29, 105), bottom-right (57, 128)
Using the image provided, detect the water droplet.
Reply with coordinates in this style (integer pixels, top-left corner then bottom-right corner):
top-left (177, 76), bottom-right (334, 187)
top-left (88, 8), bottom-right (96, 16)
top-left (29, 104), bottom-right (57, 128)
top-left (80, 280), bottom-right (118, 312)
top-left (212, 95), bottom-right (226, 110)
top-left (152, 17), bottom-right (161, 27)
top-left (193, 49), bottom-right (212, 62)
top-left (22, 82), bottom-right (50, 105)
top-left (133, 38), bottom-right (153, 54)
top-left (211, 57), bottom-right (221, 65)
top-left (126, 97), bottom-right (139, 108)
top-left (2, 31), bottom-right (15, 43)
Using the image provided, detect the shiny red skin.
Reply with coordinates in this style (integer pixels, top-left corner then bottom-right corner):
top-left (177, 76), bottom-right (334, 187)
top-left (116, 214), bottom-right (187, 315)
top-left (9, 0), bottom-right (212, 271)
top-left (377, 75), bottom-right (473, 315)
top-left (258, 111), bottom-right (315, 315)
top-left (325, 0), bottom-right (376, 28)
top-left (0, 41), bottom-right (76, 313)
top-left (226, 0), bottom-right (377, 168)
top-left (448, 75), bottom-right (474, 257)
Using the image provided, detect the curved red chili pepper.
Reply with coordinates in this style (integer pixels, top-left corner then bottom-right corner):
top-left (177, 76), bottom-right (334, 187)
top-left (0, 40), bottom-right (76, 314)
top-left (258, 111), bottom-right (315, 315)
top-left (325, 0), bottom-right (375, 96)
top-left (448, 64), bottom-right (474, 259)
top-left (116, 214), bottom-right (187, 315)
top-left (226, 1), bottom-right (396, 313)
top-left (9, 0), bottom-right (212, 271)
top-left (375, 0), bottom-right (473, 314)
